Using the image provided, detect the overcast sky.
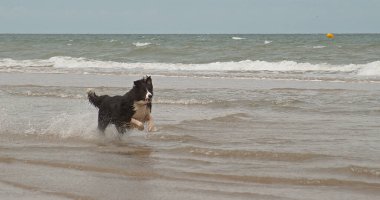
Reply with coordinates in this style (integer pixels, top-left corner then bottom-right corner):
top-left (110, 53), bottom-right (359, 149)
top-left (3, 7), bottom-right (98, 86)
top-left (0, 0), bottom-right (379, 34)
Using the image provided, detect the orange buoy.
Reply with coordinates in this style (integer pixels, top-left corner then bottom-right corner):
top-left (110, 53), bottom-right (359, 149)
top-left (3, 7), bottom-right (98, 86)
top-left (326, 33), bottom-right (334, 39)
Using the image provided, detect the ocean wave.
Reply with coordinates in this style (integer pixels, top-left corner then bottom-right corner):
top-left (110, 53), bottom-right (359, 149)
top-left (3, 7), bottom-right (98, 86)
top-left (356, 61), bottom-right (380, 76)
top-left (0, 58), bottom-right (53, 68)
top-left (232, 37), bottom-right (246, 40)
top-left (312, 45), bottom-right (326, 49)
top-left (133, 42), bottom-right (152, 47)
top-left (1, 57), bottom-right (380, 76)
top-left (264, 40), bottom-right (272, 44)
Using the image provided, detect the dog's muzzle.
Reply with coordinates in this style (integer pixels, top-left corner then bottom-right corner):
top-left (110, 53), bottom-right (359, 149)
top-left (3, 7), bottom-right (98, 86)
top-left (145, 91), bottom-right (153, 102)
top-left (146, 95), bottom-right (152, 102)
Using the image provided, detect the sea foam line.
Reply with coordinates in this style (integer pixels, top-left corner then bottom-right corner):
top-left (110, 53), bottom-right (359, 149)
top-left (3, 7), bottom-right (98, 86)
top-left (1, 57), bottom-right (380, 76)
top-left (133, 42), bottom-right (152, 47)
top-left (232, 36), bottom-right (246, 40)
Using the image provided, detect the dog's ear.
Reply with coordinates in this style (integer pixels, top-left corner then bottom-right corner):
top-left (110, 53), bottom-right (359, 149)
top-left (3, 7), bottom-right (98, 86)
top-left (134, 80), bottom-right (142, 87)
top-left (145, 76), bottom-right (152, 85)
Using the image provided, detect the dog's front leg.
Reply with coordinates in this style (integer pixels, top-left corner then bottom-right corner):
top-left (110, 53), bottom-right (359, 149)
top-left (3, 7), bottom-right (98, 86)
top-left (131, 118), bottom-right (144, 131)
top-left (146, 114), bottom-right (157, 132)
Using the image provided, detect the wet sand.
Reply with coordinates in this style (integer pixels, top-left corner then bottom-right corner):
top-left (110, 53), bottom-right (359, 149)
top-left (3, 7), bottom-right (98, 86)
top-left (1, 134), bottom-right (270, 200)
top-left (1, 133), bottom-right (380, 200)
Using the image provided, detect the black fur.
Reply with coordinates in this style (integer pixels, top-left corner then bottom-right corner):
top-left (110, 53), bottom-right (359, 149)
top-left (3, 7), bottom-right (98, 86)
top-left (88, 76), bottom-right (153, 134)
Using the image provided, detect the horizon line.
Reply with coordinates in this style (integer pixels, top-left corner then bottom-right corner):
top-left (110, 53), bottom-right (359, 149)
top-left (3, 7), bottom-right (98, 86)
top-left (1, 32), bottom-right (380, 35)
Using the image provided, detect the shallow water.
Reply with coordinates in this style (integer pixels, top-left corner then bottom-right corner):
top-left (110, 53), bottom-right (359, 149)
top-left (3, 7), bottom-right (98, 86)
top-left (1, 73), bottom-right (380, 200)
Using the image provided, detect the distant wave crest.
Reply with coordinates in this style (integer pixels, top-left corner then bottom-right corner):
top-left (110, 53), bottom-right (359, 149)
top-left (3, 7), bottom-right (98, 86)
top-left (264, 40), bottom-right (272, 44)
top-left (313, 45), bottom-right (326, 49)
top-left (232, 37), bottom-right (246, 40)
top-left (133, 42), bottom-right (152, 47)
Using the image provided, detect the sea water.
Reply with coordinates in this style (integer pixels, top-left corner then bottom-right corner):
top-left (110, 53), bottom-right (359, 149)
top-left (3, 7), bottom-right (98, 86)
top-left (0, 34), bottom-right (380, 200)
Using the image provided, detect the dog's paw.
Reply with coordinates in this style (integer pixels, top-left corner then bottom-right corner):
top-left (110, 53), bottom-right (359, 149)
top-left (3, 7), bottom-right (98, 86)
top-left (148, 125), bottom-right (157, 132)
top-left (133, 123), bottom-right (144, 131)
top-left (137, 124), bottom-right (144, 131)
top-left (147, 119), bottom-right (157, 132)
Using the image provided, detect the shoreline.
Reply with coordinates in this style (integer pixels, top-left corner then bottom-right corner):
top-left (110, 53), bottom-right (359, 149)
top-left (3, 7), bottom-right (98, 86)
top-left (1, 72), bottom-right (380, 91)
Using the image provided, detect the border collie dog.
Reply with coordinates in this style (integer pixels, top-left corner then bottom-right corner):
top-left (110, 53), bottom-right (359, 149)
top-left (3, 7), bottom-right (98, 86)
top-left (87, 76), bottom-right (156, 134)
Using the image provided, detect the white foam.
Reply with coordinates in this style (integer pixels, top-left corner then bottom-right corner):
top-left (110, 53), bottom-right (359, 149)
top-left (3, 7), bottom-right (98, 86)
top-left (313, 45), bottom-right (326, 49)
top-left (264, 40), bottom-right (272, 44)
top-left (357, 61), bottom-right (380, 76)
top-left (232, 37), bottom-right (246, 40)
top-left (0, 58), bottom-right (53, 68)
top-left (1, 57), bottom-right (380, 76)
top-left (133, 42), bottom-right (152, 47)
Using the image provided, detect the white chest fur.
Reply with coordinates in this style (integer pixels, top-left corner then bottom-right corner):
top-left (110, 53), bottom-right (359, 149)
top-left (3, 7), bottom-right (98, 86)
top-left (133, 101), bottom-right (150, 122)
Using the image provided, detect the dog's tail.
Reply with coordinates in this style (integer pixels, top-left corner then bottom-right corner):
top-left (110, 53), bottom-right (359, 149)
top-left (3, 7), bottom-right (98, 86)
top-left (87, 89), bottom-right (105, 108)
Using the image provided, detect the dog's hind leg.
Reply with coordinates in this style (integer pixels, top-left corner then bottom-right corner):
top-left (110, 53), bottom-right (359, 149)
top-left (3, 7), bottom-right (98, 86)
top-left (97, 120), bottom-right (109, 133)
top-left (97, 112), bottom-right (110, 133)
top-left (115, 126), bottom-right (126, 134)
top-left (115, 122), bottom-right (130, 134)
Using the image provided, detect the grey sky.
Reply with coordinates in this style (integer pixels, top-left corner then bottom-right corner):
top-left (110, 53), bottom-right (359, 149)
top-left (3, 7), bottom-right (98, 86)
top-left (0, 0), bottom-right (379, 34)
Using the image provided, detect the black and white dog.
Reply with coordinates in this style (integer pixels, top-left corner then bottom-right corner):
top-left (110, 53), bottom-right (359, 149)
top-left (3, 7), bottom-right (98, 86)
top-left (87, 76), bottom-right (156, 134)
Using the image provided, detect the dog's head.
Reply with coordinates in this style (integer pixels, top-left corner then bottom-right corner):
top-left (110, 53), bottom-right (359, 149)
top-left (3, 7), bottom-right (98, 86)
top-left (133, 75), bottom-right (153, 104)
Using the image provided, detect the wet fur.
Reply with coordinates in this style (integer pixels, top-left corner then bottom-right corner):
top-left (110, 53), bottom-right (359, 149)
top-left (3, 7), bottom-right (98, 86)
top-left (87, 76), bottom-right (155, 134)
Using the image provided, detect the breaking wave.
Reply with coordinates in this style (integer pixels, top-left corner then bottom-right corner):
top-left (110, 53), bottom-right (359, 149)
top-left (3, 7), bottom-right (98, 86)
top-left (264, 40), bottom-right (272, 44)
top-left (1, 57), bottom-right (380, 76)
top-left (313, 45), bottom-right (327, 49)
top-left (232, 37), bottom-right (246, 40)
top-left (133, 42), bottom-right (153, 47)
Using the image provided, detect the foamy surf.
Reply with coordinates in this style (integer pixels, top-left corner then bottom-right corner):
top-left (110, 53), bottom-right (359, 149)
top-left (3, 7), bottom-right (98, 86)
top-left (232, 36), bottom-right (246, 40)
top-left (313, 45), bottom-right (326, 49)
top-left (1, 57), bottom-right (380, 77)
top-left (133, 42), bottom-right (152, 47)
